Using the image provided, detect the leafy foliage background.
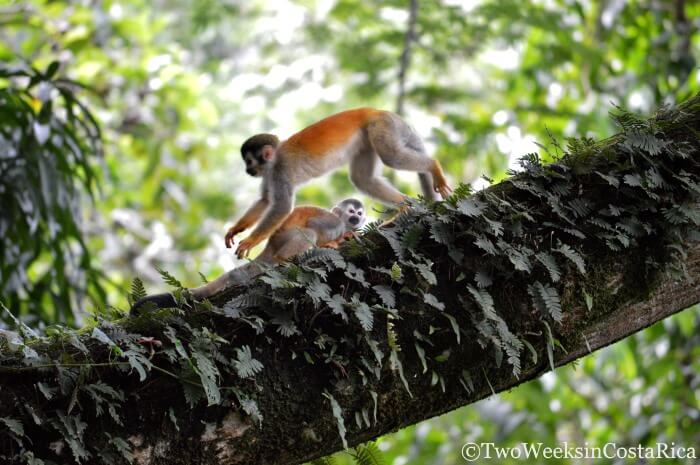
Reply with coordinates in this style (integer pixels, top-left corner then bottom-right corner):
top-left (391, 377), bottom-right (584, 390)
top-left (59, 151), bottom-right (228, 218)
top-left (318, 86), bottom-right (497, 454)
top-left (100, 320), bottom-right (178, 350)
top-left (0, 0), bottom-right (699, 464)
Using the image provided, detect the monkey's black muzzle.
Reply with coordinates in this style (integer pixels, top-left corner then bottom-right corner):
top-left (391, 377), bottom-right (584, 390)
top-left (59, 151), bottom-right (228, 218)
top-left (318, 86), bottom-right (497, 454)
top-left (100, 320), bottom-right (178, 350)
top-left (349, 216), bottom-right (360, 226)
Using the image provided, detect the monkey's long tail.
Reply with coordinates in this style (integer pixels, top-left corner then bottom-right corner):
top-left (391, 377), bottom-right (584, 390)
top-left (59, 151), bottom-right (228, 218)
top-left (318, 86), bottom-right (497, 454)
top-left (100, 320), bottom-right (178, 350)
top-left (419, 172), bottom-right (440, 201)
top-left (129, 262), bottom-right (267, 316)
top-left (129, 292), bottom-right (181, 316)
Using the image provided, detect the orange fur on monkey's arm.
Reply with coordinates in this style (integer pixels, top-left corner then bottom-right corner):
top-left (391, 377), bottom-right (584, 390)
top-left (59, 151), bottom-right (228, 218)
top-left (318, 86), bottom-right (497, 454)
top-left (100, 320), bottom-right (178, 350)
top-left (235, 182), bottom-right (294, 259)
top-left (225, 198), bottom-right (269, 248)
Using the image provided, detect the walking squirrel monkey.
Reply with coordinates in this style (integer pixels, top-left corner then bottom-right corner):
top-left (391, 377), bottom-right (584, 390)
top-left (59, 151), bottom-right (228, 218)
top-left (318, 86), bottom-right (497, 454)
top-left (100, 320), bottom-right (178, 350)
top-left (226, 108), bottom-right (451, 259)
top-left (130, 199), bottom-right (365, 315)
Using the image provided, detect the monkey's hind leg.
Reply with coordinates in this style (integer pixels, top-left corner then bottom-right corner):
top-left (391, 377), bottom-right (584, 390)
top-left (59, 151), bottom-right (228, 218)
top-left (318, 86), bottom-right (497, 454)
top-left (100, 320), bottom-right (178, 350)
top-left (367, 115), bottom-right (451, 199)
top-left (349, 151), bottom-right (407, 206)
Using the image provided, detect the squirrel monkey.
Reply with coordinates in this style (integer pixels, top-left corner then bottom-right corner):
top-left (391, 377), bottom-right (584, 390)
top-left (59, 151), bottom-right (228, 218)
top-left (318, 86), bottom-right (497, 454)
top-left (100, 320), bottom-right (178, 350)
top-left (225, 108), bottom-right (451, 259)
top-left (130, 199), bottom-right (365, 315)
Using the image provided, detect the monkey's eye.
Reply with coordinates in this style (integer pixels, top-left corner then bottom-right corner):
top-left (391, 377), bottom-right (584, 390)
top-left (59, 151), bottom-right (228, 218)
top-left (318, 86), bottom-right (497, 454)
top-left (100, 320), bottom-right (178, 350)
top-left (349, 209), bottom-right (355, 214)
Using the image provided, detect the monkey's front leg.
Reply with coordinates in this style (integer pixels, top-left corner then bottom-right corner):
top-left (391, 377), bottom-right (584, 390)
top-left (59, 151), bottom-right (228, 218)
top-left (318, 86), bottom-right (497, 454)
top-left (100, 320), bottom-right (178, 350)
top-left (236, 196), bottom-right (293, 259)
top-left (225, 198), bottom-right (269, 248)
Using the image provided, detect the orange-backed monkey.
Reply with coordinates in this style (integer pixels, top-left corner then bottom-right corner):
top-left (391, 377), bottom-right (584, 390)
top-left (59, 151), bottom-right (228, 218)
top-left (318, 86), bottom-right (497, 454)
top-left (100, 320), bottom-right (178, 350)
top-left (225, 108), bottom-right (451, 259)
top-left (130, 199), bottom-right (365, 315)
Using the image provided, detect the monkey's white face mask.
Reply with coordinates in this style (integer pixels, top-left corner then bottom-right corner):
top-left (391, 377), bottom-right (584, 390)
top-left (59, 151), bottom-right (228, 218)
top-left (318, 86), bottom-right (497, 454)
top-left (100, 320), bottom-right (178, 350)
top-left (333, 200), bottom-right (366, 231)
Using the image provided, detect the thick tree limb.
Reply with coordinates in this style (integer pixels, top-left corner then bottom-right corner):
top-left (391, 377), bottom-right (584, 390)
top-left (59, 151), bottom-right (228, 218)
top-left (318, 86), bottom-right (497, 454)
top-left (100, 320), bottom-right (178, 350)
top-left (1, 96), bottom-right (699, 465)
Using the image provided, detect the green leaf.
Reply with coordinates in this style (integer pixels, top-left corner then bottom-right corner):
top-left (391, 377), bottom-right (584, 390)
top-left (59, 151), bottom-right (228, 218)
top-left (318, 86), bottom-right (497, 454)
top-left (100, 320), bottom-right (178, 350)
top-left (192, 351), bottom-right (221, 406)
top-left (412, 259), bottom-right (437, 285)
top-left (528, 282), bottom-right (563, 323)
top-left (555, 243), bottom-right (586, 274)
top-left (233, 345), bottom-right (264, 378)
top-left (373, 285), bottom-right (396, 308)
top-left (344, 262), bottom-right (369, 287)
top-left (474, 270), bottom-right (493, 288)
top-left (239, 396), bottom-right (263, 425)
top-left (414, 342), bottom-right (427, 374)
top-left (91, 327), bottom-right (116, 347)
top-left (474, 235), bottom-right (497, 255)
top-left (521, 339), bottom-right (538, 364)
top-left (107, 434), bottom-right (134, 464)
top-left (122, 349), bottom-right (152, 381)
top-left (307, 278), bottom-right (332, 306)
top-left (168, 408), bottom-right (180, 432)
top-left (467, 285), bottom-right (497, 320)
top-left (130, 277), bottom-right (147, 303)
top-left (390, 262), bottom-right (403, 282)
top-left (156, 266), bottom-right (184, 289)
top-left (1, 417), bottom-right (24, 437)
top-left (323, 392), bottom-right (348, 449)
top-left (389, 349), bottom-right (412, 397)
top-left (535, 252), bottom-right (561, 282)
top-left (583, 290), bottom-right (593, 311)
top-left (543, 320), bottom-right (556, 371)
top-left (325, 294), bottom-right (348, 320)
top-left (354, 441), bottom-right (386, 465)
top-left (442, 313), bottom-right (461, 344)
top-left (351, 295), bottom-right (373, 331)
top-left (460, 370), bottom-right (474, 394)
top-left (423, 292), bottom-right (445, 310)
top-left (456, 197), bottom-right (486, 217)
top-left (36, 382), bottom-right (56, 400)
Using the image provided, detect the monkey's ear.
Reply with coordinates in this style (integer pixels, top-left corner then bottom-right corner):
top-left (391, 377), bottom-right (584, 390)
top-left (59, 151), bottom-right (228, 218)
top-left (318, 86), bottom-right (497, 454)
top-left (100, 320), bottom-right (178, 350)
top-left (331, 206), bottom-right (343, 216)
top-left (261, 145), bottom-right (276, 161)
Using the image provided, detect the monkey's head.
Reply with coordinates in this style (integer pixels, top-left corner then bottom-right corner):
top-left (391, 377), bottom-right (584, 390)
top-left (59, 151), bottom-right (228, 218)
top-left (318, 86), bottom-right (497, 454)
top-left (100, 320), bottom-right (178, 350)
top-left (332, 198), bottom-right (366, 231)
top-left (240, 133), bottom-right (280, 177)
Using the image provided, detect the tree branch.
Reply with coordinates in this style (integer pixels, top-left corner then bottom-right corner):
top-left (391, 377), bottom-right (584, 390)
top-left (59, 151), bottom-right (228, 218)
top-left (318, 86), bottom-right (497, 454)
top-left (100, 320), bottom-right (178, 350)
top-left (1, 95), bottom-right (699, 465)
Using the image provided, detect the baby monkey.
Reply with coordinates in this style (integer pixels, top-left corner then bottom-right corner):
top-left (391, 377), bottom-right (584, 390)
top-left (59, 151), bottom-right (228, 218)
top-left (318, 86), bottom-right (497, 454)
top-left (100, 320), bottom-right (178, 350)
top-left (130, 198), bottom-right (365, 315)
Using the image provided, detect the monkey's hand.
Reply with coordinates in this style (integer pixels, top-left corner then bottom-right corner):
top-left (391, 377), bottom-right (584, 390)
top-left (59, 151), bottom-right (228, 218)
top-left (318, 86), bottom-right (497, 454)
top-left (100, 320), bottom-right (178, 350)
top-left (225, 226), bottom-right (245, 248)
top-left (323, 240), bottom-right (340, 249)
top-left (235, 237), bottom-right (260, 259)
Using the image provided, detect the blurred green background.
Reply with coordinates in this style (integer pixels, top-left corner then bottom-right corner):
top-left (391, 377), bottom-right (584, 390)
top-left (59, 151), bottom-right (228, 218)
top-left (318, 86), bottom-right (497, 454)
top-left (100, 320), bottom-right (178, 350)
top-left (0, 0), bottom-right (698, 463)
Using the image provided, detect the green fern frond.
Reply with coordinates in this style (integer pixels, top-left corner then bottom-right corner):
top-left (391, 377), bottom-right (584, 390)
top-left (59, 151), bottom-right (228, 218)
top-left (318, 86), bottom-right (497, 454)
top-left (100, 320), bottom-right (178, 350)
top-left (155, 266), bottom-right (183, 289)
top-left (353, 442), bottom-right (386, 465)
top-left (129, 277), bottom-right (147, 303)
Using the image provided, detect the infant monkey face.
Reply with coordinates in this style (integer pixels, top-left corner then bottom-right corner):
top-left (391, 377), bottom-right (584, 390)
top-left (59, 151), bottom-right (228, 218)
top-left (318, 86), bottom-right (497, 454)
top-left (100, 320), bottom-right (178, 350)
top-left (335, 198), bottom-right (365, 230)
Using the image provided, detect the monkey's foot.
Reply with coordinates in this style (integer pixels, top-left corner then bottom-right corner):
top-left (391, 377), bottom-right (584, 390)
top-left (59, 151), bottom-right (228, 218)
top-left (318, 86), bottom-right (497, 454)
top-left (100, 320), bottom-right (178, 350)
top-left (435, 181), bottom-right (452, 199)
top-left (431, 161), bottom-right (452, 199)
